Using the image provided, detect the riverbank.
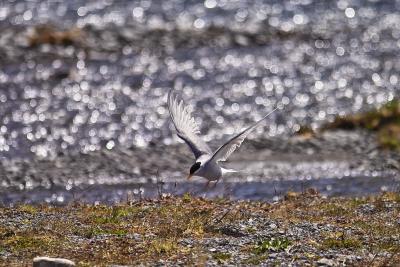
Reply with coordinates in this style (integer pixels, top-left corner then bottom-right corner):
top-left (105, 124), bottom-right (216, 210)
top-left (1, 127), bottom-right (399, 205)
top-left (1, 192), bottom-right (399, 266)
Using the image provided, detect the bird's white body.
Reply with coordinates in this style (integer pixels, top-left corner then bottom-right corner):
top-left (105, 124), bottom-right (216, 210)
top-left (167, 90), bottom-right (277, 182)
top-left (196, 156), bottom-right (221, 181)
top-left (192, 154), bottom-right (229, 181)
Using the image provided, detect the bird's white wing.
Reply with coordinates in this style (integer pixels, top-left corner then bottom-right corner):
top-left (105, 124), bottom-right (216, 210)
top-left (168, 90), bottom-right (212, 158)
top-left (210, 107), bottom-right (277, 162)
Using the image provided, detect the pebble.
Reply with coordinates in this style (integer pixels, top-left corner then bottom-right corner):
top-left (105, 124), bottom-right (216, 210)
top-left (33, 257), bottom-right (75, 267)
top-left (317, 258), bottom-right (335, 266)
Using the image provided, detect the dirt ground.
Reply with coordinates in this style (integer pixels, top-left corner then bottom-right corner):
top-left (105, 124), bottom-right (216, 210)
top-left (0, 191), bottom-right (399, 266)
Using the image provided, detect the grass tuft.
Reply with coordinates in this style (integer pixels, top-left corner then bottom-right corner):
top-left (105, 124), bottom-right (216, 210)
top-left (149, 239), bottom-right (179, 255)
top-left (213, 252), bottom-right (231, 263)
top-left (5, 235), bottom-right (57, 252)
top-left (254, 237), bottom-right (291, 254)
top-left (322, 232), bottom-right (362, 250)
top-left (242, 254), bottom-right (268, 265)
top-left (18, 205), bottom-right (38, 215)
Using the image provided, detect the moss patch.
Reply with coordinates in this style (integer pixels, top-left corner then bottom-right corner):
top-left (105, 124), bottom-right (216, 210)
top-left (321, 232), bottom-right (362, 250)
top-left (212, 252), bottom-right (231, 263)
top-left (322, 99), bottom-right (400, 150)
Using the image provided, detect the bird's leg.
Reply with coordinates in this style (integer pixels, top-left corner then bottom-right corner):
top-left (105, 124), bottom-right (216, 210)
top-left (210, 178), bottom-right (221, 189)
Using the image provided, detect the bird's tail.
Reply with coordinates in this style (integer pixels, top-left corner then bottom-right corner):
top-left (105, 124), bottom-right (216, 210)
top-left (221, 167), bottom-right (238, 175)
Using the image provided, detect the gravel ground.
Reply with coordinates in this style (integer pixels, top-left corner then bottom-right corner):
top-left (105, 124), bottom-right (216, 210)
top-left (0, 192), bottom-right (399, 266)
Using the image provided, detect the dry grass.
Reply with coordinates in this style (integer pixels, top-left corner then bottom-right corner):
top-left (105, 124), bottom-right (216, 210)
top-left (0, 192), bottom-right (399, 266)
top-left (28, 25), bottom-right (83, 47)
top-left (268, 191), bottom-right (400, 261)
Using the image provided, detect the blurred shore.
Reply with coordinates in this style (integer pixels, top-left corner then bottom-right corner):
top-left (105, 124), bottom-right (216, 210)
top-left (1, 127), bottom-right (399, 205)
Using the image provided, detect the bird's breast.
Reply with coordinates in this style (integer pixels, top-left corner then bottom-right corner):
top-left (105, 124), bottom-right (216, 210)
top-left (197, 161), bottom-right (222, 181)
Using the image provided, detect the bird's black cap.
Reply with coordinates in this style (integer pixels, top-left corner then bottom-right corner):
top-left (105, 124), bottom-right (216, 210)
top-left (189, 162), bottom-right (201, 174)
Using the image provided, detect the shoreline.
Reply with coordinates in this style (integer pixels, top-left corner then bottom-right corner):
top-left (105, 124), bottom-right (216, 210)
top-left (1, 128), bottom-right (399, 205)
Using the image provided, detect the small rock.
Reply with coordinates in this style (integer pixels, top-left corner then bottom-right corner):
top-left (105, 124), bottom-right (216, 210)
top-left (317, 258), bottom-right (335, 266)
top-left (358, 204), bottom-right (375, 214)
top-left (33, 257), bottom-right (75, 267)
top-left (268, 253), bottom-right (277, 259)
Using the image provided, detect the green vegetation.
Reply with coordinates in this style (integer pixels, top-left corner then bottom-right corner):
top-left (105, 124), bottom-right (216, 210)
top-left (18, 205), bottom-right (38, 215)
top-left (5, 236), bottom-right (56, 252)
top-left (212, 252), bottom-right (231, 263)
top-left (322, 99), bottom-right (400, 150)
top-left (254, 238), bottom-right (291, 254)
top-left (378, 124), bottom-right (400, 150)
top-left (0, 192), bottom-right (399, 265)
top-left (321, 232), bottom-right (362, 250)
top-left (242, 254), bottom-right (269, 265)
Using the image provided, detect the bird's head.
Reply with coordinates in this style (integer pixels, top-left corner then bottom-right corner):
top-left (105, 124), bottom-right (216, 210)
top-left (186, 162), bottom-right (201, 180)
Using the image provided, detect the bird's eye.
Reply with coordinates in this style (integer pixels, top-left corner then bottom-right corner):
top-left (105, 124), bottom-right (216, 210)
top-left (190, 162), bottom-right (201, 174)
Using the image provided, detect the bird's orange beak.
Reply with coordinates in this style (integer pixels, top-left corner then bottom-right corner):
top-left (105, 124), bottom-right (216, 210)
top-left (186, 173), bottom-right (193, 180)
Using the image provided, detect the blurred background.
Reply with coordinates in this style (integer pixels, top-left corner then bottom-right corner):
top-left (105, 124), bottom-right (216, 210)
top-left (0, 0), bottom-right (399, 204)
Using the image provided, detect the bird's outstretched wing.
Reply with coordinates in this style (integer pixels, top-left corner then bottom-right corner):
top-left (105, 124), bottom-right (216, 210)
top-left (167, 90), bottom-right (212, 158)
top-left (210, 107), bottom-right (277, 162)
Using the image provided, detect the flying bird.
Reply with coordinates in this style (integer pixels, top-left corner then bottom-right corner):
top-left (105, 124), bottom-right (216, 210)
top-left (167, 90), bottom-right (277, 186)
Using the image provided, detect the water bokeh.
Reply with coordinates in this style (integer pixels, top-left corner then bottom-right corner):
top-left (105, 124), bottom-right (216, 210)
top-left (0, 0), bottom-right (399, 158)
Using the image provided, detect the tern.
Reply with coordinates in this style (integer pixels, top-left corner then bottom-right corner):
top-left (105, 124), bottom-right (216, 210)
top-left (167, 90), bottom-right (277, 186)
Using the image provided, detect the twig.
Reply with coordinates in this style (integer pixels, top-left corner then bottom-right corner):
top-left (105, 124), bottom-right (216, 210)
top-left (213, 207), bottom-right (235, 225)
top-left (156, 169), bottom-right (165, 200)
